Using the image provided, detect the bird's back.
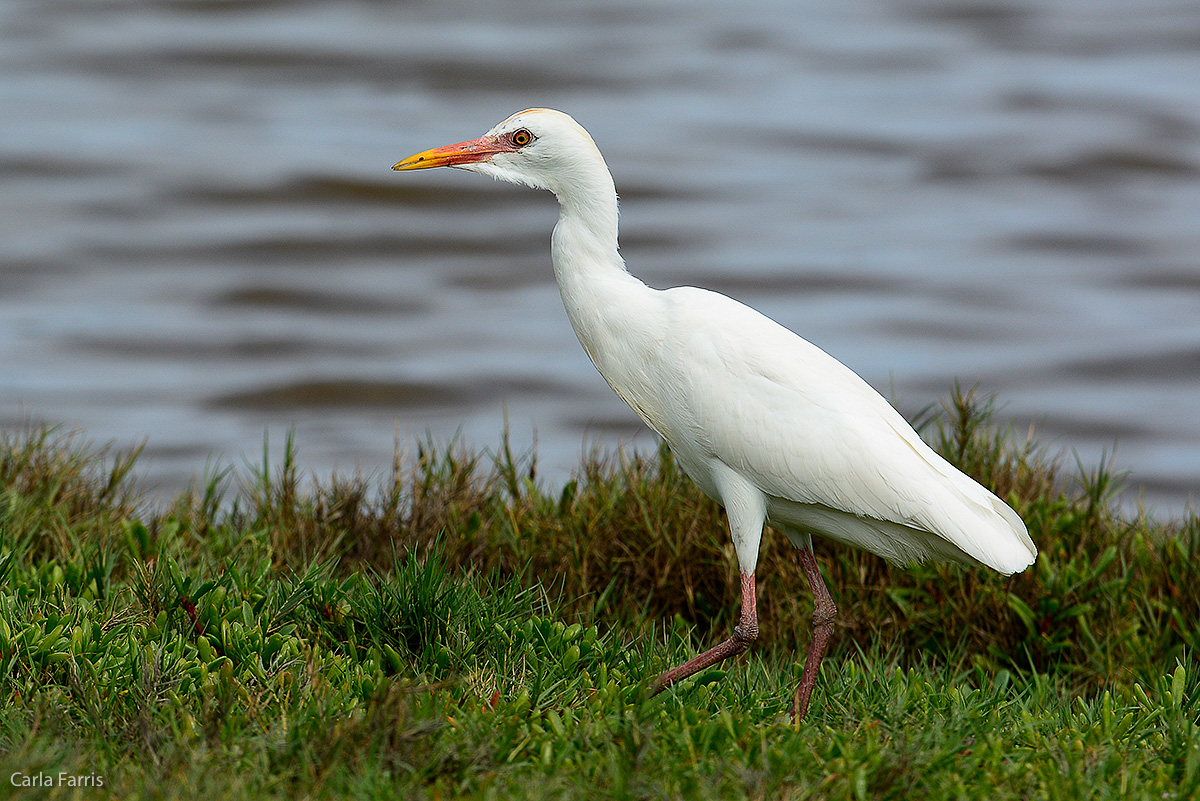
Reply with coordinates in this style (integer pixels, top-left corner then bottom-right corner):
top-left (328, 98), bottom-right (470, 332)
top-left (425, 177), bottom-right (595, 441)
top-left (611, 285), bottom-right (1036, 575)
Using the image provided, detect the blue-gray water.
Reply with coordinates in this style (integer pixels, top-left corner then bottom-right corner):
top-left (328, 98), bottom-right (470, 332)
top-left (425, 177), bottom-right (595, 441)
top-left (2, 0), bottom-right (1198, 516)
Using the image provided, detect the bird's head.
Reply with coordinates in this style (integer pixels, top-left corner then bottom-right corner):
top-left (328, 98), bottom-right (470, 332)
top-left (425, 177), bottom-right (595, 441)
top-left (393, 108), bottom-right (609, 198)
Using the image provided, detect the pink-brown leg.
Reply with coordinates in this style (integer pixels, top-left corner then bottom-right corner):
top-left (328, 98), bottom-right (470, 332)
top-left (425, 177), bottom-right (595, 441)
top-left (790, 546), bottom-right (838, 722)
top-left (651, 571), bottom-right (758, 694)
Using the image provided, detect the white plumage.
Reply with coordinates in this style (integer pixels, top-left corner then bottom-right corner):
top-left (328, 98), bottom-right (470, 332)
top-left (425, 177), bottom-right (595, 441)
top-left (394, 108), bottom-right (1037, 721)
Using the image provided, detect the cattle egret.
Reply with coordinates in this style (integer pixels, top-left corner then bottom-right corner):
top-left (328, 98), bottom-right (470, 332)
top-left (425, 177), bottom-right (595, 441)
top-left (393, 108), bottom-right (1037, 721)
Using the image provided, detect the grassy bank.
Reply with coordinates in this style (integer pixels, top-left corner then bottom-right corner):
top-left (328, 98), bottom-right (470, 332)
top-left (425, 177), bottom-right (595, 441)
top-left (1, 388), bottom-right (1198, 799)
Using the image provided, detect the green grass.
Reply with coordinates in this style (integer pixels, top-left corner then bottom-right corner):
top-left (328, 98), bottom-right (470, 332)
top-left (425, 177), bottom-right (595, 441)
top-left (1, 387), bottom-right (1198, 799)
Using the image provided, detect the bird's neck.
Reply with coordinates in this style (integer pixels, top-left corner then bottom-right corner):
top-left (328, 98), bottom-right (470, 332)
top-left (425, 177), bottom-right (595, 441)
top-left (549, 172), bottom-right (654, 373)
top-left (549, 166), bottom-right (621, 269)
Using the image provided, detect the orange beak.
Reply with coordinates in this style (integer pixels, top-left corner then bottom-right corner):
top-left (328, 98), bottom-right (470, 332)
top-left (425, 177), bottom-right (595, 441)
top-left (392, 136), bottom-right (510, 171)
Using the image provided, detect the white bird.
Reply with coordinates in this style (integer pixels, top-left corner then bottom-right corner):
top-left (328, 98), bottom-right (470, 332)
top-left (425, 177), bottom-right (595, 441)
top-left (393, 108), bottom-right (1037, 721)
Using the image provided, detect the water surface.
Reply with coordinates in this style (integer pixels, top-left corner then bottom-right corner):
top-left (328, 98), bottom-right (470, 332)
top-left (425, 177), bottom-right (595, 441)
top-left (2, 0), bottom-right (1198, 516)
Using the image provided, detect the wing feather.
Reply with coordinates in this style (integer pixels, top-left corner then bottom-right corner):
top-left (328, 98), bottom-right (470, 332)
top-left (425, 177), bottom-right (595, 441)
top-left (651, 287), bottom-right (1036, 573)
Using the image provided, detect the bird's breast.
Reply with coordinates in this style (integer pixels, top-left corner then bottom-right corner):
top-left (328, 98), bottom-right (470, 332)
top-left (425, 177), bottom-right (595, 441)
top-left (566, 295), bottom-right (692, 447)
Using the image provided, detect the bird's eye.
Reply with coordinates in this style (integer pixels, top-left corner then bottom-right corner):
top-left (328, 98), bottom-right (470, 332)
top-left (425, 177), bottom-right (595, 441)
top-left (510, 129), bottom-right (533, 147)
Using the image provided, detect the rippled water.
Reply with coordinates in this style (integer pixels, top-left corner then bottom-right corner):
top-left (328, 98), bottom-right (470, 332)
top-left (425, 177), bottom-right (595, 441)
top-left (2, 0), bottom-right (1198, 515)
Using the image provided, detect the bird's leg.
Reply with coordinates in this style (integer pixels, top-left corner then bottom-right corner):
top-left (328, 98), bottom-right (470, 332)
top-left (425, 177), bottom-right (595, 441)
top-left (790, 545), bottom-right (838, 722)
top-left (651, 571), bottom-right (758, 694)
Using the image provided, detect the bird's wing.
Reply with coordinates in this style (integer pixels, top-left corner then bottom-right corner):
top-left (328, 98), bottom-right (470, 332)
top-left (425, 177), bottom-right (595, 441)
top-left (654, 286), bottom-right (1036, 574)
